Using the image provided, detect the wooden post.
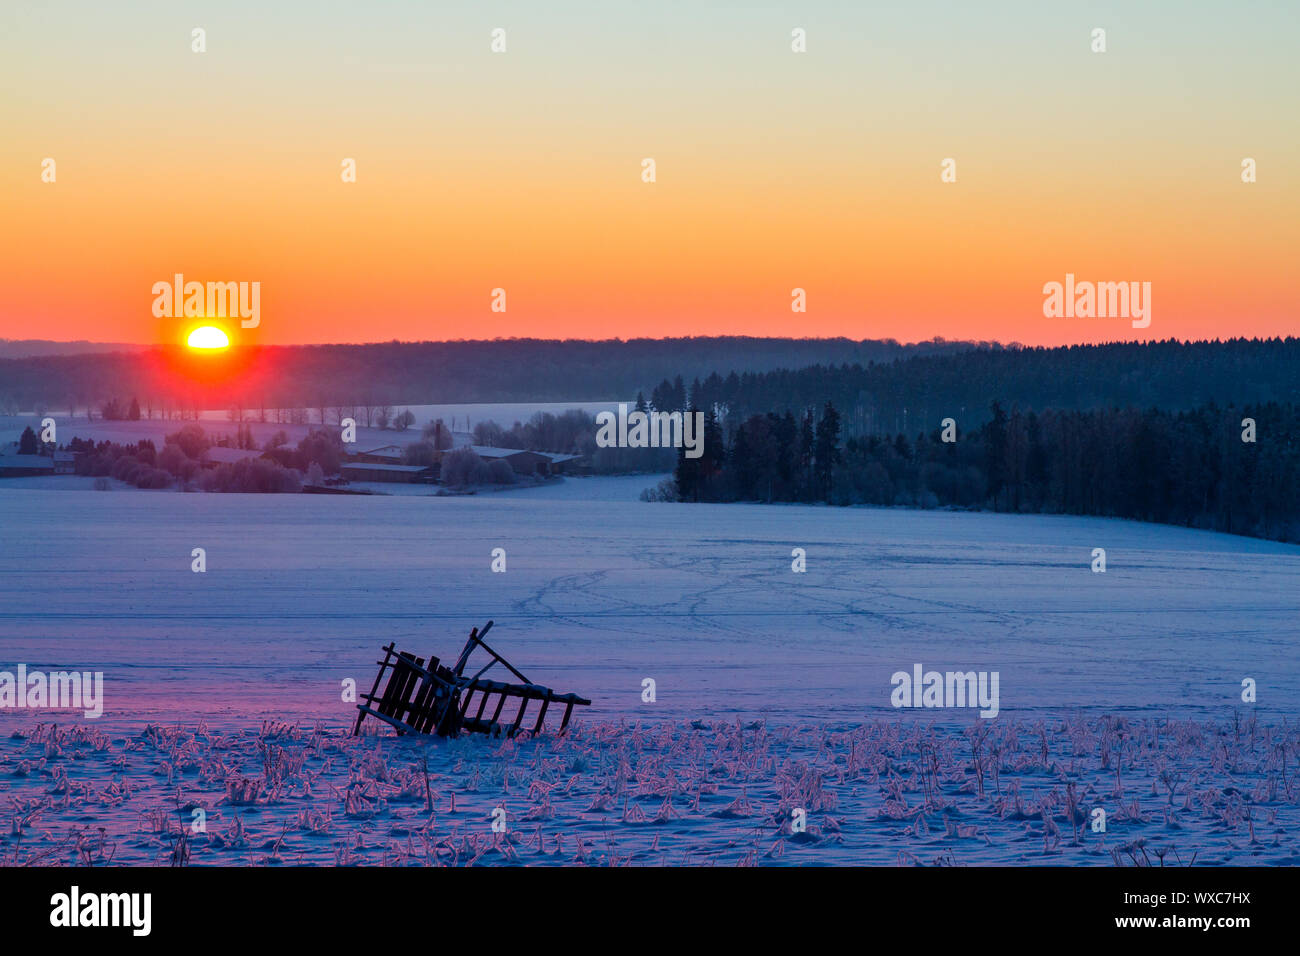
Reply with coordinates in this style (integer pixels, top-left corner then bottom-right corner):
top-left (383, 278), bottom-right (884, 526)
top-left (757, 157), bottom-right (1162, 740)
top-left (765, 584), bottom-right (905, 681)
top-left (490, 693), bottom-right (508, 731)
top-left (353, 643), bottom-right (394, 734)
top-left (560, 700), bottom-right (575, 733)
top-left (533, 696), bottom-right (550, 735)
top-left (510, 697), bottom-right (529, 737)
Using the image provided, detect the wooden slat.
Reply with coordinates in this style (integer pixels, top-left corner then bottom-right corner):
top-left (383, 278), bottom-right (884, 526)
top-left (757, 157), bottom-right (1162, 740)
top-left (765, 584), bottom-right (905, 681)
top-left (560, 701), bottom-right (575, 732)
top-left (490, 693), bottom-right (508, 728)
top-left (375, 656), bottom-right (412, 719)
top-left (533, 697), bottom-right (550, 735)
top-left (509, 698), bottom-right (529, 737)
top-left (394, 654), bottom-right (425, 725)
top-left (406, 656), bottom-right (438, 728)
top-left (353, 643), bottom-right (395, 734)
top-left (411, 654), bottom-right (446, 734)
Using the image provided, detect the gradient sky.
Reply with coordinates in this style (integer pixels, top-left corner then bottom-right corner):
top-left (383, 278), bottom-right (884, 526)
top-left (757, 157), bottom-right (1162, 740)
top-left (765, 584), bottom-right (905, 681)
top-left (2, 0), bottom-right (1296, 347)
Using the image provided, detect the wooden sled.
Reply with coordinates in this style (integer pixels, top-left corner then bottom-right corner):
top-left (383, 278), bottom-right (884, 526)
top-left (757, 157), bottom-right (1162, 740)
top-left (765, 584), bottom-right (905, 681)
top-left (352, 621), bottom-right (590, 739)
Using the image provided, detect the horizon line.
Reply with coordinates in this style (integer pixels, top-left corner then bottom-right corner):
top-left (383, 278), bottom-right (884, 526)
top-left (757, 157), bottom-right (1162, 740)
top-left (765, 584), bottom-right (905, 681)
top-left (4, 334), bottom-right (1297, 352)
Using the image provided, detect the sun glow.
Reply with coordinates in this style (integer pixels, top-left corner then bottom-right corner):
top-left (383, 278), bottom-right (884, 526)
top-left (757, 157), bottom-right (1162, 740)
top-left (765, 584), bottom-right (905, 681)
top-left (187, 326), bottom-right (230, 350)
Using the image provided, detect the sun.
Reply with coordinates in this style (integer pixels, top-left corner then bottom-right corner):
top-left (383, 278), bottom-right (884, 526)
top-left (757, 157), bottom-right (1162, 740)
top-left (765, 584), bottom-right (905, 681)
top-left (187, 325), bottom-right (230, 350)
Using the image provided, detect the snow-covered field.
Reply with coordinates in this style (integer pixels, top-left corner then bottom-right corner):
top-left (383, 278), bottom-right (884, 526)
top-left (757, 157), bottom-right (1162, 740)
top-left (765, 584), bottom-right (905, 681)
top-left (1, 484), bottom-right (1297, 865)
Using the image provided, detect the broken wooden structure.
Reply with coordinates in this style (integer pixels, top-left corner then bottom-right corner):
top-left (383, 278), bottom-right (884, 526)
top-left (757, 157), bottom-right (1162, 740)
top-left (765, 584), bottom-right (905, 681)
top-left (352, 621), bottom-right (590, 739)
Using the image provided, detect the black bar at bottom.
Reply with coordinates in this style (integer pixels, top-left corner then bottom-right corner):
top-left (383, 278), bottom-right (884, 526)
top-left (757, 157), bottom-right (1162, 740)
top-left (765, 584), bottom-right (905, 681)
top-left (0, 864), bottom-right (1273, 942)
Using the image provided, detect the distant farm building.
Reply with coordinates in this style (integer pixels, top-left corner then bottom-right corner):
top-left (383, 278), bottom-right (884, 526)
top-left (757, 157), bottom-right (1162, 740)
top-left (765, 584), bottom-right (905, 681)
top-left (53, 450), bottom-right (76, 474)
top-left (464, 446), bottom-right (550, 475)
top-left (340, 462), bottom-right (433, 483)
top-left (0, 454), bottom-right (55, 478)
top-left (349, 444), bottom-right (405, 464)
top-left (537, 451), bottom-right (585, 474)
top-left (459, 446), bottom-right (585, 476)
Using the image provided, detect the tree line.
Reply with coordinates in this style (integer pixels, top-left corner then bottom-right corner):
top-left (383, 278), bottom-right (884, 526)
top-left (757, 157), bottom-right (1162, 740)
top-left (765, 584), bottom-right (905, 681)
top-left (655, 338), bottom-right (1300, 436)
top-left (663, 400), bottom-right (1300, 543)
top-left (66, 424), bottom-right (344, 493)
top-left (0, 336), bottom-right (982, 414)
top-left (6, 338), bottom-right (1296, 440)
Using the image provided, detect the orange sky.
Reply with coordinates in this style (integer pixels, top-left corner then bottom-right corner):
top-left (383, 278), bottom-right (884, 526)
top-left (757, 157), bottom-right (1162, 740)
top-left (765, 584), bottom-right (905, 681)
top-left (2, 1), bottom-right (1296, 347)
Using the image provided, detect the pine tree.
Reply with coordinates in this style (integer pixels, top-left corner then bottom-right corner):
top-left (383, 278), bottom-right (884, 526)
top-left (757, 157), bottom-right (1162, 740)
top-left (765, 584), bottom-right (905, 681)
top-left (675, 407), bottom-right (703, 501)
top-left (813, 401), bottom-right (842, 501)
top-left (985, 401), bottom-right (1009, 507)
top-left (798, 411), bottom-right (815, 498)
top-left (729, 422), bottom-right (752, 500)
top-left (701, 409), bottom-right (725, 498)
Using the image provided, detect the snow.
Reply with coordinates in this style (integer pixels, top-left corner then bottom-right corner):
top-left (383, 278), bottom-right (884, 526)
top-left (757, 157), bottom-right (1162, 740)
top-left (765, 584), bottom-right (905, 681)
top-left (0, 475), bottom-right (133, 491)
top-left (1, 483), bottom-right (1297, 865)
top-left (1, 485), bottom-right (1296, 722)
